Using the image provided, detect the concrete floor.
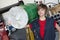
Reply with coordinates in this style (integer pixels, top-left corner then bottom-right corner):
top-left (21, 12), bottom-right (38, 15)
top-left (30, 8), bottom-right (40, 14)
top-left (55, 32), bottom-right (60, 40)
top-left (59, 33), bottom-right (60, 40)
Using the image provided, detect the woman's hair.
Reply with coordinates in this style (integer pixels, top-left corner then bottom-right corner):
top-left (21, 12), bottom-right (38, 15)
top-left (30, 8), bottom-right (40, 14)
top-left (37, 4), bottom-right (48, 11)
top-left (0, 14), bottom-right (4, 23)
top-left (37, 4), bottom-right (48, 16)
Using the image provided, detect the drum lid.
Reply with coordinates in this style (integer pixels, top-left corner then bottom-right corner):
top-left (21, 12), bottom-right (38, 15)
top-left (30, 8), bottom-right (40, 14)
top-left (2, 6), bottom-right (28, 29)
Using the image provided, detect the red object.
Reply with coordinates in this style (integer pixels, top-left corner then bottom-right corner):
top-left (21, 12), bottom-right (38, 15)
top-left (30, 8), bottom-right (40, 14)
top-left (0, 22), bottom-right (9, 40)
top-left (54, 21), bottom-right (56, 28)
top-left (29, 19), bottom-right (56, 40)
top-left (39, 19), bottom-right (46, 39)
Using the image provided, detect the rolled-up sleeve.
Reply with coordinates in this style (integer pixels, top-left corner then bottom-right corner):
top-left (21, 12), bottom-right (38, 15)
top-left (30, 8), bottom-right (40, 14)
top-left (29, 24), bottom-right (32, 29)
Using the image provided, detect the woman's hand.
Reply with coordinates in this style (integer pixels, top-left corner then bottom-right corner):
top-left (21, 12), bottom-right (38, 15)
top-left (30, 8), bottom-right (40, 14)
top-left (25, 24), bottom-right (30, 28)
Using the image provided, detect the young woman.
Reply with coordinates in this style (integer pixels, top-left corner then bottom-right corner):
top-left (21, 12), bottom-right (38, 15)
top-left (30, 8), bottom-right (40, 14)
top-left (27, 4), bottom-right (60, 40)
top-left (0, 17), bottom-right (9, 40)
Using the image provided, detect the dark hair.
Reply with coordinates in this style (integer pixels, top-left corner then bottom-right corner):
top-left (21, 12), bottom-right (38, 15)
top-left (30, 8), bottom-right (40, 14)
top-left (37, 4), bottom-right (48, 11)
top-left (0, 14), bottom-right (5, 27)
top-left (19, 0), bottom-right (24, 5)
top-left (0, 14), bottom-right (4, 23)
top-left (37, 4), bottom-right (48, 16)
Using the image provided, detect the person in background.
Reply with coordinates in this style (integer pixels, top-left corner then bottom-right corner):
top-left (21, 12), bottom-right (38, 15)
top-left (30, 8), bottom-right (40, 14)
top-left (0, 15), bottom-right (9, 40)
top-left (27, 4), bottom-right (60, 40)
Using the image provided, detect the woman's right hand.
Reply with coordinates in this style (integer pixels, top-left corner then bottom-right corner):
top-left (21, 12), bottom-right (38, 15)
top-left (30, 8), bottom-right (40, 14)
top-left (25, 24), bottom-right (30, 28)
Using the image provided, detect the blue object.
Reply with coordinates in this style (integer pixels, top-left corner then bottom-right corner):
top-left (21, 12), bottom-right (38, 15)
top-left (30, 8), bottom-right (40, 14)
top-left (30, 17), bottom-right (55, 40)
top-left (9, 25), bottom-right (14, 30)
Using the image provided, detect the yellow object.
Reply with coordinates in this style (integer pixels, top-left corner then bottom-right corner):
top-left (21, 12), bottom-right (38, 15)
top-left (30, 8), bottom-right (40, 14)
top-left (26, 27), bottom-right (34, 40)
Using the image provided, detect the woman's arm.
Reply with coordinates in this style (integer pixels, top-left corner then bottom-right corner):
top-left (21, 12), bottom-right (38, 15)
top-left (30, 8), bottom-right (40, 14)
top-left (55, 23), bottom-right (60, 32)
top-left (26, 24), bottom-right (32, 29)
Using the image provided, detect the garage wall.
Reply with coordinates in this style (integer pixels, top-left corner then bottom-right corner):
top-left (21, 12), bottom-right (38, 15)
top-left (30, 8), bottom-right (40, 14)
top-left (0, 0), bottom-right (18, 8)
top-left (23, 0), bottom-right (34, 4)
top-left (45, 0), bottom-right (59, 4)
top-left (0, 0), bottom-right (60, 9)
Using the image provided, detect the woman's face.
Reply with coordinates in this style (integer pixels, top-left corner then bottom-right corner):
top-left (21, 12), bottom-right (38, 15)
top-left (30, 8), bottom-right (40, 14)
top-left (38, 8), bottom-right (46, 17)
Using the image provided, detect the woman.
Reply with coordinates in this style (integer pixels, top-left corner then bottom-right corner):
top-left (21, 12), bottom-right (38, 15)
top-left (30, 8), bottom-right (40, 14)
top-left (0, 16), bottom-right (9, 40)
top-left (27, 4), bottom-right (60, 40)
